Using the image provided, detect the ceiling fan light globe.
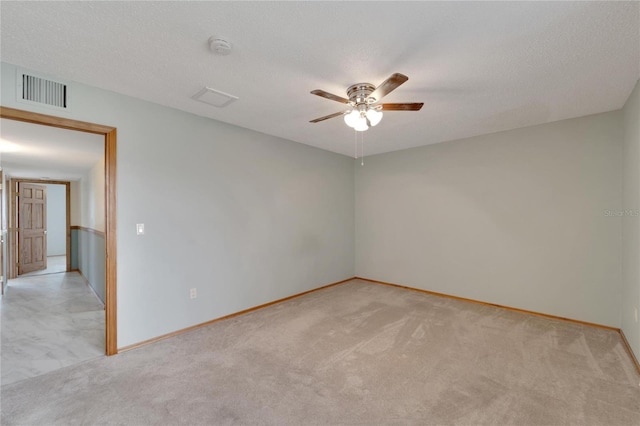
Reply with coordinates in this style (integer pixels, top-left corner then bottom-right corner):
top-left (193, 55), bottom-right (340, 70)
top-left (354, 117), bottom-right (369, 131)
top-left (344, 110), bottom-right (360, 128)
top-left (366, 109), bottom-right (383, 126)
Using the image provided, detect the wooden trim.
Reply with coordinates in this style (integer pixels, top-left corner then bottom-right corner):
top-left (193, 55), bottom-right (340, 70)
top-left (12, 178), bottom-right (71, 186)
top-left (118, 277), bottom-right (355, 353)
top-left (0, 106), bottom-right (115, 135)
top-left (8, 179), bottom-right (17, 279)
top-left (355, 277), bottom-right (620, 331)
top-left (71, 225), bottom-right (106, 238)
top-left (104, 128), bottom-right (117, 355)
top-left (619, 329), bottom-right (640, 375)
top-left (0, 107), bottom-right (117, 356)
top-left (66, 184), bottom-right (71, 272)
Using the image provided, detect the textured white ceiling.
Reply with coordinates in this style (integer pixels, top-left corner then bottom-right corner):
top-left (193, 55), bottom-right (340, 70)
top-left (1, 1), bottom-right (638, 157)
top-left (0, 118), bottom-right (104, 180)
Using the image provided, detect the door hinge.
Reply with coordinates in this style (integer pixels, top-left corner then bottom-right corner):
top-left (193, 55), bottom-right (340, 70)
top-left (15, 192), bottom-right (19, 197)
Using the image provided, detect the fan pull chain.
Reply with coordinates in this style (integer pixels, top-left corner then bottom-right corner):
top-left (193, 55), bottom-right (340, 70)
top-left (360, 131), bottom-right (364, 166)
top-left (354, 129), bottom-right (358, 159)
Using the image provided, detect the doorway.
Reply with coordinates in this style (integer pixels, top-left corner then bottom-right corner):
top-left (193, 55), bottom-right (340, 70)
top-left (8, 180), bottom-right (71, 278)
top-left (0, 106), bottom-right (117, 355)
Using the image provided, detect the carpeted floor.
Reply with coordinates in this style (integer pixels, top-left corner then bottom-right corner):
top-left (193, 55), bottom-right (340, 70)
top-left (2, 279), bottom-right (639, 425)
top-left (1, 272), bottom-right (105, 385)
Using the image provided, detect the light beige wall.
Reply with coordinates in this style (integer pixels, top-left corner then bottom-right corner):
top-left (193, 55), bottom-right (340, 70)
top-left (70, 180), bottom-right (80, 226)
top-left (69, 158), bottom-right (104, 232)
top-left (1, 61), bottom-right (355, 348)
top-left (356, 111), bottom-right (623, 327)
top-left (80, 158), bottom-right (105, 232)
top-left (43, 183), bottom-right (66, 256)
top-left (622, 79), bottom-right (640, 358)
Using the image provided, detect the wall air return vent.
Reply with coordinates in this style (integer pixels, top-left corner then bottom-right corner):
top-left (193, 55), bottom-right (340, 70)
top-left (16, 70), bottom-right (70, 111)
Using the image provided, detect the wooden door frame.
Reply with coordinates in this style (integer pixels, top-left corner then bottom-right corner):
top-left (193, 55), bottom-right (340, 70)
top-left (0, 106), bottom-right (117, 356)
top-left (9, 179), bottom-right (71, 277)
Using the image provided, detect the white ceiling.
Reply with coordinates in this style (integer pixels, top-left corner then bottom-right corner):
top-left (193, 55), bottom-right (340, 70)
top-left (0, 1), bottom-right (638, 157)
top-left (0, 118), bottom-right (104, 180)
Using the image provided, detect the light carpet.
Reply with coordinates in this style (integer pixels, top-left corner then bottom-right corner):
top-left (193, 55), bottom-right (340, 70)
top-left (1, 279), bottom-right (639, 425)
top-left (1, 272), bottom-right (105, 385)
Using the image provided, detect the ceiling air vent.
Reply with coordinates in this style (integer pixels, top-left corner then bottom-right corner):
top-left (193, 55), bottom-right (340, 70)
top-left (16, 70), bottom-right (69, 111)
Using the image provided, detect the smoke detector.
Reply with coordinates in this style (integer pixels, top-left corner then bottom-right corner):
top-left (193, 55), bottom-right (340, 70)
top-left (209, 36), bottom-right (232, 56)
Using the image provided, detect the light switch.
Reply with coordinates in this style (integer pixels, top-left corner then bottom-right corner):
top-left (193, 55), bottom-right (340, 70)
top-left (136, 223), bottom-right (145, 235)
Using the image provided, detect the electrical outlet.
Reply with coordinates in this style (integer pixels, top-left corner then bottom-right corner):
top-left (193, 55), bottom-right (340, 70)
top-left (136, 223), bottom-right (145, 235)
top-left (190, 288), bottom-right (197, 299)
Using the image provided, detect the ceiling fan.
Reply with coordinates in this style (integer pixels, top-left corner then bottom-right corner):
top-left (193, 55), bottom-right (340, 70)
top-left (309, 73), bottom-right (423, 131)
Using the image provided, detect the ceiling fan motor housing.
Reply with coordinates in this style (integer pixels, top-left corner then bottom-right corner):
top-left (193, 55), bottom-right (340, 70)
top-left (347, 83), bottom-right (376, 105)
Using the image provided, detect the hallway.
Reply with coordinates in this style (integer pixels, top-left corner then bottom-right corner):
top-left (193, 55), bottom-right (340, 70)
top-left (1, 272), bottom-right (104, 385)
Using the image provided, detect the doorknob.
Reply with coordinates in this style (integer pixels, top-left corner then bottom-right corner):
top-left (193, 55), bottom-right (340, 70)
top-left (44, 231), bottom-right (47, 235)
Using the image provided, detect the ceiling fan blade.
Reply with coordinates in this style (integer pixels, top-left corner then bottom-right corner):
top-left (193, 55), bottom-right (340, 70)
top-left (309, 111), bottom-right (346, 123)
top-left (311, 89), bottom-right (350, 104)
top-left (380, 103), bottom-right (424, 111)
top-left (370, 73), bottom-right (409, 101)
